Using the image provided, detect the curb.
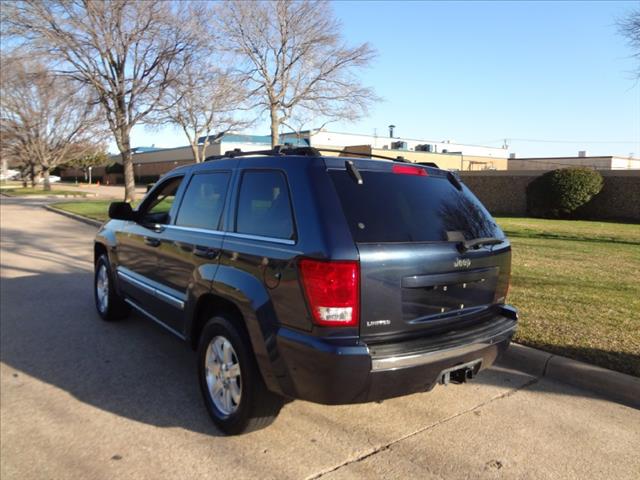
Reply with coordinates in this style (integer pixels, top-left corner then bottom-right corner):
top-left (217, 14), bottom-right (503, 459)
top-left (501, 343), bottom-right (640, 410)
top-left (44, 204), bottom-right (103, 228)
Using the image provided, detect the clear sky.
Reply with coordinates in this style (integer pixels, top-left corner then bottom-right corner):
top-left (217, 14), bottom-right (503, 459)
top-left (125, 0), bottom-right (640, 158)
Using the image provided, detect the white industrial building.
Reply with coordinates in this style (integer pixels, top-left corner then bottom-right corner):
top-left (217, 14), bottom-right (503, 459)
top-left (281, 128), bottom-right (510, 158)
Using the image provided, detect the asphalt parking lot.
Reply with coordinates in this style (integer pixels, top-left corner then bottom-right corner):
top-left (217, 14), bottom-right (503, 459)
top-left (1, 196), bottom-right (639, 480)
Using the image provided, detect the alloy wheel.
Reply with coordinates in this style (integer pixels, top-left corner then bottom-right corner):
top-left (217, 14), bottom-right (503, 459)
top-left (205, 336), bottom-right (242, 416)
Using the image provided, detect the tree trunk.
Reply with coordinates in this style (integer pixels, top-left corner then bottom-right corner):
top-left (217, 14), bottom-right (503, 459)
top-left (42, 167), bottom-right (51, 191)
top-left (270, 108), bottom-right (280, 147)
top-left (190, 143), bottom-right (200, 163)
top-left (201, 141), bottom-right (209, 162)
top-left (122, 149), bottom-right (136, 203)
top-left (31, 166), bottom-right (40, 188)
top-left (118, 134), bottom-right (136, 202)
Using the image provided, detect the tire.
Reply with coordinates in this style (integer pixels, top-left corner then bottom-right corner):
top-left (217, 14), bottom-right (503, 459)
top-left (94, 254), bottom-right (130, 321)
top-left (197, 315), bottom-right (283, 435)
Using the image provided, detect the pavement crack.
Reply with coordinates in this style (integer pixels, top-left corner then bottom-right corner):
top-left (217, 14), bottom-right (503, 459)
top-left (306, 377), bottom-right (539, 480)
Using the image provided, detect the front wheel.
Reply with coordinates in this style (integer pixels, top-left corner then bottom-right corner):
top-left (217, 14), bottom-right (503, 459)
top-left (94, 254), bottom-right (129, 321)
top-left (197, 315), bottom-right (283, 434)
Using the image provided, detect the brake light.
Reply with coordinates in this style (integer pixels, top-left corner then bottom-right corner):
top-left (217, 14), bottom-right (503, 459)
top-left (298, 259), bottom-right (359, 327)
top-left (392, 165), bottom-right (428, 176)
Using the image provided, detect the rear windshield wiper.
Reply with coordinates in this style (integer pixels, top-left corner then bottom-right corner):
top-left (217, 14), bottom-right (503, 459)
top-left (459, 237), bottom-right (504, 252)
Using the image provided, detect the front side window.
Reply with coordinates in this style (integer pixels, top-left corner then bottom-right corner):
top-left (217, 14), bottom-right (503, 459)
top-left (139, 176), bottom-right (182, 225)
top-left (175, 172), bottom-right (230, 230)
top-left (236, 171), bottom-right (295, 240)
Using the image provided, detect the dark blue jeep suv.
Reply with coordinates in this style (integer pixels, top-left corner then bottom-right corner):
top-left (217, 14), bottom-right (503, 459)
top-left (94, 147), bottom-right (517, 434)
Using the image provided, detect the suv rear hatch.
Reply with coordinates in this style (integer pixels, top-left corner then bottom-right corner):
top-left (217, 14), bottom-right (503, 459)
top-left (327, 160), bottom-right (511, 343)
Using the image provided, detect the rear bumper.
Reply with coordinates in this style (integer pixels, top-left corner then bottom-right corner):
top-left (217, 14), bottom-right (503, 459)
top-left (273, 310), bottom-right (517, 404)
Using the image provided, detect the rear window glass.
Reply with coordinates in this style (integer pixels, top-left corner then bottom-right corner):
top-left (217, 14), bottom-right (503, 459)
top-left (329, 169), bottom-right (503, 243)
top-left (236, 170), bottom-right (295, 240)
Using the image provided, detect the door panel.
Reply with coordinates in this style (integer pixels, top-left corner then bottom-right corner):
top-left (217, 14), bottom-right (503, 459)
top-left (154, 227), bottom-right (224, 332)
top-left (151, 171), bottom-right (231, 333)
top-left (114, 175), bottom-right (184, 320)
top-left (115, 223), bottom-right (165, 308)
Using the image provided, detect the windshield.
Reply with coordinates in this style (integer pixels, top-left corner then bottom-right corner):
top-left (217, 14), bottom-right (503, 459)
top-left (329, 169), bottom-right (504, 243)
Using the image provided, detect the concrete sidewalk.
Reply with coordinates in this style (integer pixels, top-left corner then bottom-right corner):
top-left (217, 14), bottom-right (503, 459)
top-left (1, 196), bottom-right (639, 480)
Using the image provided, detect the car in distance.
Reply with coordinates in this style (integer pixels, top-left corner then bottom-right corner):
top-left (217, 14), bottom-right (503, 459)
top-left (38, 175), bottom-right (61, 183)
top-left (94, 146), bottom-right (517, 435)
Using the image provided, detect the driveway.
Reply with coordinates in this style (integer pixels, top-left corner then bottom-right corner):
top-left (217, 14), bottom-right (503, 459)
top-left (51, 183), bottom-right (147, 199)
top-left (1, 196), bottom-right (638, 480)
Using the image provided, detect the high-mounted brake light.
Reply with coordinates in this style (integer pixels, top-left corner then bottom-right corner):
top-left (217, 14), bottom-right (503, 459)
top-left (392, 164), bottom-right (428, 176)
top-left (298, 259), bottom-right (359, 327)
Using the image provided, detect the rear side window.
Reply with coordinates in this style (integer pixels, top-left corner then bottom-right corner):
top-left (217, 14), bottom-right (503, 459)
top-left (329, 169), bottom-right (503, 243)
top-left (236, 170), bottom-right (295, 240)
top-left (176, 172), bottom-right (230, 230)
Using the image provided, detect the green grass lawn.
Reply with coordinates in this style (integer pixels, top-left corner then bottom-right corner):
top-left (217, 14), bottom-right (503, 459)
top-left (2, 187), bottom-right (87, 197)
top-left (497, 217), bottom-right (640, 376)
top-left (50, 201), bottom-right (640, 376)
top-left (52, 200), bottom-right (117, 222)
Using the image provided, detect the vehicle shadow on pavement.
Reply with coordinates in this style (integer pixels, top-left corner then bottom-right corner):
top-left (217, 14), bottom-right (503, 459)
top-left (3, 272), bottom-right (633, 445)
top-left (0, 271), bottom-right (224, 437)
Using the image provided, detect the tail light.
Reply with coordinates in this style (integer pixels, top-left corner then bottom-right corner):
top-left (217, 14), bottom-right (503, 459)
top-left (298, 259), bottom-right (359, 327)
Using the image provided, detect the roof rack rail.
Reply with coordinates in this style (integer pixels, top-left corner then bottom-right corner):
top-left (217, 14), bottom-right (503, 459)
top-left (415, 161), bottom-right (439, 168)
top-left (204, 145), bottom-right (438, 167)
top-left (204, 145), bottom-right (322, 161)
top-left (316, 147), bottom-right (411, 163)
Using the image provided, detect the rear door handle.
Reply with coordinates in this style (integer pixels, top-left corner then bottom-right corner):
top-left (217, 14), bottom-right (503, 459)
top-left (144, 236), bottom-right (161, 247)
top-left (193, 246), bottom-right (219, 259)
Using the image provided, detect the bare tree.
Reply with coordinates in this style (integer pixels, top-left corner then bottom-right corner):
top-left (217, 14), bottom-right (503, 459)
top-left (216, 0), bottom-right (378, 147)
top-left (618, 9), bottom-right (640, 78)
top-left (156, 63), bottom-right (251, 163)
top-left (4, 0), bottom-right (199, 201)
top-left (0, 53), bottom-right (102, 190)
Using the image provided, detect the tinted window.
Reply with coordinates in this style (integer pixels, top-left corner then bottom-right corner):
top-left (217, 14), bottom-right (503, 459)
top-left (329, 170), bottom-right (504, 243)
top-left (236, 171), bottom-right (295, 240)
top-left (176, 172), bottom-right (230, 230)
top-left (141, 176), bottom-right (182, 224)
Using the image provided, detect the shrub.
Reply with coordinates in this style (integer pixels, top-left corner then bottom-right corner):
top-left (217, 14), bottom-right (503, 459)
top-left (526, 167), bottom-right (603, 218)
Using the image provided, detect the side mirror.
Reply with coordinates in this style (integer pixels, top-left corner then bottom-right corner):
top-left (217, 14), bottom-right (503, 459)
top-left (108, 202), bottom-right (136, 221)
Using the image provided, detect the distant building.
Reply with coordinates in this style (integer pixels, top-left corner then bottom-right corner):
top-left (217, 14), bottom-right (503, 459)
top-left (65, 133), bottom-right (277, 183)
top-left (332, 144), bottom-right (508, 171)
top-left (63, 128), bottom-right (510, 182)
top-left (281, 128), bottom-right (509, 159)
top-left (64, 129), bottom-right (637, 184)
